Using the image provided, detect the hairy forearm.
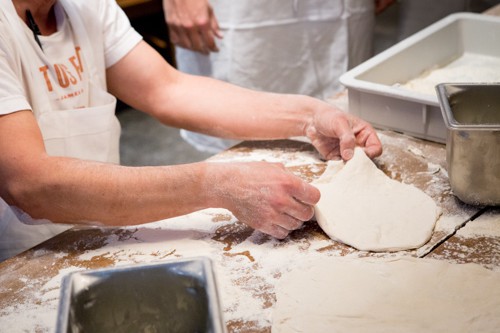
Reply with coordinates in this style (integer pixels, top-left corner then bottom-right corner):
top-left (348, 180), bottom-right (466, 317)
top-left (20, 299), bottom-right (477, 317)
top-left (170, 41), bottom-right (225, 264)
top-left (3, 150), bottom-right (322, 239)
top-left (150, 73), bottom-right (322, 141)
top-left (108, 41), bottom-right (325, 142)
top-left (5, 156), bottom-right (215, 225)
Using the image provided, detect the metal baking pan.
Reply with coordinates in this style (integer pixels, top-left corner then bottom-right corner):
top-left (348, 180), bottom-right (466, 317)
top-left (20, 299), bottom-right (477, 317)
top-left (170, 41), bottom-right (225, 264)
top-left (436, 83), bottom-right (500, 206)
top-left (340, 13), bottom-right (500, 143)
top-left (56, 257), bottom-right (225, 333)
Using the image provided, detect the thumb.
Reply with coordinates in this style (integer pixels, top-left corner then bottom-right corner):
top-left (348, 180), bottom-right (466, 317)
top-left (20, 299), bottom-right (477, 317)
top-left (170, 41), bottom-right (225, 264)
top-left (331, 117), bottom-right (356, 161)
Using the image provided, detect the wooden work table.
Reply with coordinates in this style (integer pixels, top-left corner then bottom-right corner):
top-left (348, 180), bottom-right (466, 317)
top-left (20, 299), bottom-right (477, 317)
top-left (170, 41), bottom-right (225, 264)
top-left (0, 129), bottom-right (498, 332)
top-left (1, 6), bottom-right (499, 331)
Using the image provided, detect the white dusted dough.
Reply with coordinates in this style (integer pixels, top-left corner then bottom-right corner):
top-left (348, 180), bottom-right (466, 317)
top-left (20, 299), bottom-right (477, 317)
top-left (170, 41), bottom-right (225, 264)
top-left (314, 147), bottom-right (439, 252)
top-left (272, 257), bottom-right (500, 333)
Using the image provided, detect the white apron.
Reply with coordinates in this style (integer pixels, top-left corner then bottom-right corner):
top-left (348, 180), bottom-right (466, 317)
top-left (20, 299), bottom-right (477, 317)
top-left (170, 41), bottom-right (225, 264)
top-left (0, 0), bottom-right (121, 261)
top-left (177, 0), bottom-right (375, 153)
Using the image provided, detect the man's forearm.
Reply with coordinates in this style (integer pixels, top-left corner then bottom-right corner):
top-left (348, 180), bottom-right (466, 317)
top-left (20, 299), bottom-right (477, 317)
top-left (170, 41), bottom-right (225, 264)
top-left (5, 152), bottom-right (322, 240)
top-left (152, 73), bottom-right (322, 141)
top-left (107, 41), bottom-right (321, 142)
top-left (6, 157), bottom-right (214, 225)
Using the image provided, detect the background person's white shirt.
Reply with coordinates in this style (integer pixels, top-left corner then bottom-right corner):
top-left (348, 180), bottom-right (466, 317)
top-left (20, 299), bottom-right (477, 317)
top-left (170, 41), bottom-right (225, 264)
top-left (176, 0), bottom-right (375, 153)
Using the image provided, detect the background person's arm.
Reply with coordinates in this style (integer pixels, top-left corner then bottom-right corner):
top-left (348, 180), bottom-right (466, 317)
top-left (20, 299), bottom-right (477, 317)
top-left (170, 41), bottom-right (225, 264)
top-left (162, 0), bottom-right (221, 54)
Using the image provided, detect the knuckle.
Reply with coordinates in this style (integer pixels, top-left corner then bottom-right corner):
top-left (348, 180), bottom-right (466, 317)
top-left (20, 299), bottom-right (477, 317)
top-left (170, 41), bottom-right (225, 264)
top-left (271, 196), bottom-right (287, 209)
top-left (182, 22), bottom-right (196, 31)
top-left (279, 178), bottom-right (298, 194)
top-left (195, 17), bottom-right (210, 27)
top-left (254, 220), bottom-right (266, 230)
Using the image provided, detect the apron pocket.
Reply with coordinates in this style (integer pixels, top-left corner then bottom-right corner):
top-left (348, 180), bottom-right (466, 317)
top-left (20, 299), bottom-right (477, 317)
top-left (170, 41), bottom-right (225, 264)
top-left (38, 102), bottom-right (120, 163)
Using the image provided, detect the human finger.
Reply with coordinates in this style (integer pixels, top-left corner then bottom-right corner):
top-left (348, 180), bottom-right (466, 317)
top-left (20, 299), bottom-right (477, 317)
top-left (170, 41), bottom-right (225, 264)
top-left (333, 117), bottom-right (356, 161)
top-left (168, 26), bottom-right (181, 46)
top-left (285, 200), bottom-right (315, 222)
top-left (312, 111), bottom-right (356, 161)
top-left (211, 14), bottom-right (223, 39)
top-left (174, 26), bottom-right (193, 50)
top-left (311, 134), bottom-right (342, 161)
top-left (352, 121), bottom-right (383, 158)
top-left (186, 26), bottom-right (208, 54)
top-left (200, 26), bottom-right (218, 52)
top-left (208, 8), bottom-right (222, 51)
top-left (261, 223), bottom-right (290, 239)
top-left (362, 132), bottom-right (383, 158)
top-left (290, 179), bottom-right (320, 206)
top-left (306, 125), bottom-right (342, 160)
top-left (276, 215), bottom-right (304, 234)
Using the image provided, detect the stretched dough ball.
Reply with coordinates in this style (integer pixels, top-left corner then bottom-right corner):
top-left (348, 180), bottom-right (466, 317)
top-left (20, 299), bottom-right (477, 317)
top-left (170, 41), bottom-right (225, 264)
top-left (313, 148), bottom-right (439, 252)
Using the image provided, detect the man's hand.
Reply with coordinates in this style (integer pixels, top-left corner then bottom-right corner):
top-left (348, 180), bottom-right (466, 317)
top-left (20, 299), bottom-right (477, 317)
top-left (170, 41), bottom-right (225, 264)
top-left (163, 0), bottom-right (222, 54)
top-left (305, 107), bottom-right (383, 161)
top-left (206, 162), bottom-right (320, 239)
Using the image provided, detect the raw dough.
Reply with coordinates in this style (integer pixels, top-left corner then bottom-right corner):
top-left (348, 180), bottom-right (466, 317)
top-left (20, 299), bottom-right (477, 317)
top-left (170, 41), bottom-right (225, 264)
top-left (313, 148), bottom-right (439, 252)
top-left (272, 257), bottom-right (500, 333)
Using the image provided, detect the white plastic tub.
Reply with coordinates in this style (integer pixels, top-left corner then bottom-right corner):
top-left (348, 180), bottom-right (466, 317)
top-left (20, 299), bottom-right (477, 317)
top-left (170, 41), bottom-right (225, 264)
top-left (340, 13), bottom-right (500, 143)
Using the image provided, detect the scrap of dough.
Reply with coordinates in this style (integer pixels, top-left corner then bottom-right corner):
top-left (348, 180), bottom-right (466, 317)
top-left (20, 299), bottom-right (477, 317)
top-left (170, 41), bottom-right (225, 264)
top-left (272, 257), bottom-right (500, 333)
top-left (313, 148), bottom-right (439, 252)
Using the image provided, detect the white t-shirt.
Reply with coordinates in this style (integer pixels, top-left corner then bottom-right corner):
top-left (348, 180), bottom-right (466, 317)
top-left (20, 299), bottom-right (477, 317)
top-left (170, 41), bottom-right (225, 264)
top-left (0, 0), bottom-right (143, 261)
top-left (0, 0), bottom-right (142, 116)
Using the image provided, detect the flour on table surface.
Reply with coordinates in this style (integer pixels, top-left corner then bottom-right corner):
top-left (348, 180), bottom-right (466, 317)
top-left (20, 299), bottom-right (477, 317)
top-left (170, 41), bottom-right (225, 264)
top-left (456, 208), bottom-right (500, 238)
top-left (0, 265), bottom-right (81, 332)
top-left (0, 136), bottom-right (491, 333)
top-left (208, 141), bottom-right (323, 168)
top-left (273, 257), bottom-right (500, 333)
top-left (427, 209), bottom-right (500, 271)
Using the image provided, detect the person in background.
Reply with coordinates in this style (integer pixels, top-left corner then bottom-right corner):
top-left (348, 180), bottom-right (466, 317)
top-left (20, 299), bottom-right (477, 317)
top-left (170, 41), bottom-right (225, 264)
top-left (397, 0), bottom-right (500, 40)
top-left (163, 0), bottom-right (394, 153)
top-left (0, 0), bottom-right (381, 261)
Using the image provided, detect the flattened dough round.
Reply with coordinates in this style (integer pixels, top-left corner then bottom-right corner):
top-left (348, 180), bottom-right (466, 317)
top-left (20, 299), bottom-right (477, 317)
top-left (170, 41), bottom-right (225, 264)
top-left (272, 258), bottom-right (500, 333)
top-left (314, 148), bottom-right (439, 252)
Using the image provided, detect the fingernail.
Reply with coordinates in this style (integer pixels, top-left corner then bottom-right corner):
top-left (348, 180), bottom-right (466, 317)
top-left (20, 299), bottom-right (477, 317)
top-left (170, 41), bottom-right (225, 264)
top-left (343, 149), bottom-right (354, 160)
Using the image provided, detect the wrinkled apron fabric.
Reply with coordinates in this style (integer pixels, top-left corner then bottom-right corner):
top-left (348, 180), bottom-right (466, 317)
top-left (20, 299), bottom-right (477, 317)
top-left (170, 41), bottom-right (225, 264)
top-left (0, 0), bottom-right (120, 260)
top-left (178, 0), bottom-right (374, 153)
